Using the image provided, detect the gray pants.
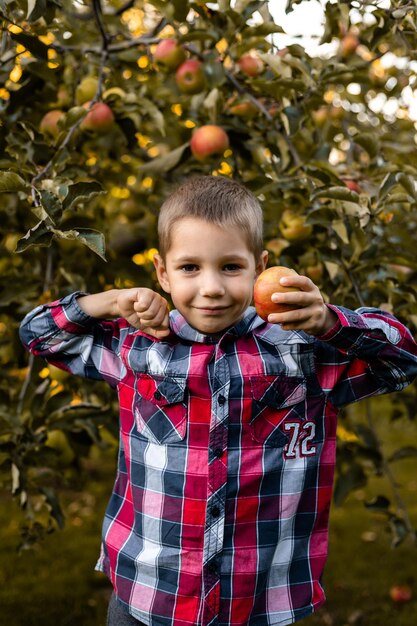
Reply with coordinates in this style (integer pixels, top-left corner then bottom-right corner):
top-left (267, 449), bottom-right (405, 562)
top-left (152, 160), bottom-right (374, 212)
top-left (106, 592), bottom-right (146, 626)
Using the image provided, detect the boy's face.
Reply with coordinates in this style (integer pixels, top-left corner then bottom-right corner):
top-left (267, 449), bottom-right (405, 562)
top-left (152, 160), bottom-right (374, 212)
top-left (154, 217), bottom-right (268, 336)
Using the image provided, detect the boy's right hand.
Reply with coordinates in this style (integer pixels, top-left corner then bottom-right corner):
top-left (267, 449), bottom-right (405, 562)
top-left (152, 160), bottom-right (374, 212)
top-left (117, 288), bottom-right (170, 338)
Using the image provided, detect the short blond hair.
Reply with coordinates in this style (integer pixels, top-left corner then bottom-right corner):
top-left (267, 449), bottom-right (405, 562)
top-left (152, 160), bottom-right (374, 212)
top-left (158, 176), bottom-right (264, 259)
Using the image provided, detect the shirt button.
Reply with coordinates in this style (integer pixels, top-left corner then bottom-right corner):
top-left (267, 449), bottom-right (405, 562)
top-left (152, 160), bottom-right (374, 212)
top-left (218, 395), bottom-right (226, 405)
top-left (211, 506), bottom-right (221, 518)
top-left (154, 390), bottom-right (162, 400)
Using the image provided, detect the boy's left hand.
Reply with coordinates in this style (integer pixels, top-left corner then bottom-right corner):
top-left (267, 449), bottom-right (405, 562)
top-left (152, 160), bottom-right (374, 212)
top-left (267, 275), bottom-right (337, 336)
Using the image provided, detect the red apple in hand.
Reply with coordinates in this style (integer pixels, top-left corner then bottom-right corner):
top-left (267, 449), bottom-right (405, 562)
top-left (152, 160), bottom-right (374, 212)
top-left (190, 125), bottom-right (229, 161)
top-left (254, 266), bottom-right (301, 321)
top-left (175, 60), bottom-right (206, 94)
top-left (154, 39), bottom-right (185, 71)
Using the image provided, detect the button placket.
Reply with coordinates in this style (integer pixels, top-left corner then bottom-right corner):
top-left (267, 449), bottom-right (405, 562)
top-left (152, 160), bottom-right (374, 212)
top-left (202, 350), bottom-right (229, 625)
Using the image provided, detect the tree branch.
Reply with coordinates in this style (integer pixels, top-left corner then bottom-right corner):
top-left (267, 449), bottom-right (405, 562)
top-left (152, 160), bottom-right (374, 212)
top-left (345, 263), bottom-right (416, 543)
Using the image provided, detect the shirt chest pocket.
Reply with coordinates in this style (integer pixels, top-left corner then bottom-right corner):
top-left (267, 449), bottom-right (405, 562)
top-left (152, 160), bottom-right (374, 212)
top-left (134, 374), bottom-right (187, 445)
top-left (249, 375), bottom-right (307, 447)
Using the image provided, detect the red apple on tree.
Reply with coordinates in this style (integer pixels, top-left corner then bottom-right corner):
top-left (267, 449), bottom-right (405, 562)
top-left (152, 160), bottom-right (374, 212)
top-left (81, 102), bottom-right (115, 133)
top-left (340, 31), bottom-right (359, 57)
top-left (40, 110), bottom-right (64, 139)
top-left (190, 125), bottom-right (229, 161)
top-left (154, 39), bottom-right (186, 71)
top-left (389, 584), bottom-right (413, 603)
top-left (238, 54), bottom-right (264, 77)
top-left (228, 100), bottom-right (258, 119)
top-left (175, 60), bottom-right (206, 94)
top-left (342, 178), bottom-right (362, 193)
top-left (254, 266), bottom-right (301, 320)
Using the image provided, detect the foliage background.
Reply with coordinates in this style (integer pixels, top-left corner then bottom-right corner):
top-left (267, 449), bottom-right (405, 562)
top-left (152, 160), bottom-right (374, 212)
top-left (1, 0), bottom-right (417, 621)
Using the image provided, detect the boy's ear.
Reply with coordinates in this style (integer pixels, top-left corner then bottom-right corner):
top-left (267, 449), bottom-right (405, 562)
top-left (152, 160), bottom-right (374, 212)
top-left (153, 254), bottom-right (171, 293)
top-left (255, 250), bottom-right (268, 277)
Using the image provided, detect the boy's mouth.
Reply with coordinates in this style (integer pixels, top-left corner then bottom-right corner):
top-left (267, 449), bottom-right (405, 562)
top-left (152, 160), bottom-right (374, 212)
top-left (196, 306), bottom-right (229, 315)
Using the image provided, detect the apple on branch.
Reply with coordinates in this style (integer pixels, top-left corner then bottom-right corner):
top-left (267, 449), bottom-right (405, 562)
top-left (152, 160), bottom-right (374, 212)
top-left (238, 54), bottom-right (264, 77)
top-left (76, 76), bottom-right (99, 105)
top-left (40, 110), bottom-right (65, 139)
top-left (339, 31), bottom-right (359, 57)
top-left (175, 60), bottom-right (206, 94)
top-left (228, 99), bottom-right (259, 120)
top-left (81, 102), bottom-right (115, 133)
top-left (190, 125), bottom-right (229, 161)
top-left (389, 584), bottom-right (413, 604)
top-left (153, 39), bottom-right (186, 71)
top-left (342, 178), bottom-right (362, 193)
top-left (279, 209), bottom-right (313, 242)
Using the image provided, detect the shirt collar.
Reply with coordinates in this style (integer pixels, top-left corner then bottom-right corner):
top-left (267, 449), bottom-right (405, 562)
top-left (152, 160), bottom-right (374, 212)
top-left (169, 306), bottom-right (265, 343)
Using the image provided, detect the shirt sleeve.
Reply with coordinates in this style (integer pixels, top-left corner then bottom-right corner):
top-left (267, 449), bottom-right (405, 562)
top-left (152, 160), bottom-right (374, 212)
top-left (19, 292), bottom-right (128, 387)
top-left (314, 304), bottom-right (417, 407)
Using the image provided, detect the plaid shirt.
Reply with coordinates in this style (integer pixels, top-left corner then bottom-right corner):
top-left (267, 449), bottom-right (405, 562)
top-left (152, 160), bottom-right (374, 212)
top-left (20, 293), bottom-right (417, 626)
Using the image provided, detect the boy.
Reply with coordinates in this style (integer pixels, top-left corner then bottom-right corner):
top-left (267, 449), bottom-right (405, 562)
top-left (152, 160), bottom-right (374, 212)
top-left (20, 176), bottom-right (417, 626)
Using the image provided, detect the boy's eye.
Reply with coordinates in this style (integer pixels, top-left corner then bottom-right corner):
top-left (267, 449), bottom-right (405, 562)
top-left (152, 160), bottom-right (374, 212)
top-left (180, 264), bottom-right (198, 272)
top-left (223, 263), bottom-right (241, 272)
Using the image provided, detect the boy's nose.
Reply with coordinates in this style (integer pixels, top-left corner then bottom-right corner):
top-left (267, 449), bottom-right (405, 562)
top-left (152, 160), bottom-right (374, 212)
top-left (199, 272), bottom-right (226, 297)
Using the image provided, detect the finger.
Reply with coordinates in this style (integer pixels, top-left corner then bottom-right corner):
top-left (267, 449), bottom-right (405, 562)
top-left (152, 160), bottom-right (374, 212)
top-left (279, 275), bottom-right (316, 291)
top-left (134, 297), bottom-right (167, 319)
top-left (268, 306), bottom-right (314, 326)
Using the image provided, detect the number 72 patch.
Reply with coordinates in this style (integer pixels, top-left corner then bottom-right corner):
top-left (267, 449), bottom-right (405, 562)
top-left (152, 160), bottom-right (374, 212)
top-left (283, 421), bottom-right (316, 459)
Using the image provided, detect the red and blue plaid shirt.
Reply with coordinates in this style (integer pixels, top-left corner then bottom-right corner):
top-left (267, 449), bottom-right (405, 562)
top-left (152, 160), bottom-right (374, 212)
top-left (20, 293), bottom-right (417, 626)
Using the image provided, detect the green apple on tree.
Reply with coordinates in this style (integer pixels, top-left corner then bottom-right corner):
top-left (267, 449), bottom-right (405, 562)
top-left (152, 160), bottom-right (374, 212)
top-left (76, 76), bottom-right (99, 105)
top-left (279, 209), bottom-right (313, 242)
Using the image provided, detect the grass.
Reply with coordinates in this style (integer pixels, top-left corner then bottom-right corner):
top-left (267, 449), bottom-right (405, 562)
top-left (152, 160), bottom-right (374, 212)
top-left (1, 410), bottom-right (416, 626)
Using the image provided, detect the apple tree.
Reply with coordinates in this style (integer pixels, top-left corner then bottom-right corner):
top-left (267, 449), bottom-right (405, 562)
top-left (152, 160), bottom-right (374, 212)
top-left (0, 0), bottom-right (417, 547)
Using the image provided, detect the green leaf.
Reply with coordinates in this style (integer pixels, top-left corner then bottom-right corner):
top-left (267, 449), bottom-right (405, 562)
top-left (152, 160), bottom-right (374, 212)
top-left (139, 142), bottom-right (189, 174)
top-left (334, 463), bottom-right (367, 506)
top-left (40, 190), bottom-right (63, 221)
top-left (62, 181), bottom-right (105, 212)
top-left (396, 173), bottom-right (416, 199)
top-left (313, 186), bottom-right (360, 202)
top-left (331, 219), bottom-right (350, 244)
top-left (390, 516), bottom-right (409, 548)
top-left (0, 171), bottom-right (28, 193)
top-left (26, 0), bottom-right (47, 20)
top-left (53, 228), bottom-right (106, 261)
top-left (388, 446), bottom-right (417, 462)
top-left (242, 23), bottom-right (284, 37)
top-left (172, 0), bottom-right (189, 21)
top-left (137, 98), bottom-right (166, 136)
top-left (10, 32), bottom-right (49, 59)
top-left (365, 495), bottom-right (391, 512)
top-left (41, 487), bottom-right (65, 529)
top-left (354, 133), bottom-right (379, 159)
top-left (15, 221), bottom-right (54, 253)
